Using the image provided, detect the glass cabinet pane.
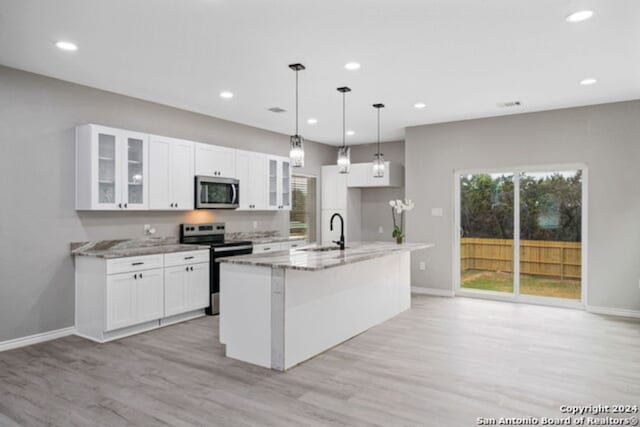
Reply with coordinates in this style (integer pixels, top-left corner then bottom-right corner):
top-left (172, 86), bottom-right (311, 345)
top-left (98, 133), bottom-right (116, 204)
top-left (269, 159), bottom-right (278, 206)
top-left (126, 137), bottom-right (144, 204)
top-left (281, 161), bottom-right (290, 207)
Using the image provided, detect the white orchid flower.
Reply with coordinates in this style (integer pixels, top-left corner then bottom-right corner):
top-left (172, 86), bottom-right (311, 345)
top-left (389, 200), bottom-right (397, 207)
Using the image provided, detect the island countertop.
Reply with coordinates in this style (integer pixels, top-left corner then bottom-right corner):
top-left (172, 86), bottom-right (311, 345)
top-left (217, 241), bottom-right (433, 271)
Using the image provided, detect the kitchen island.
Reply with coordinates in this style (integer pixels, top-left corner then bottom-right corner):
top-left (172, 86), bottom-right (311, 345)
top-left (218, 241), bottom-right (433, 370)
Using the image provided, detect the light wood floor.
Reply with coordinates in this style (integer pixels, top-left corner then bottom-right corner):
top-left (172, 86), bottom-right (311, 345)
top-left (1, 296), bottom-right (639, 426)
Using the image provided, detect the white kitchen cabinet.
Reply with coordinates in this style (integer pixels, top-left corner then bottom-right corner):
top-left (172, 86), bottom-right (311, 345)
top-left (105, 272), bottom-right (137, 331)
top-left (76, 124), bottom-right (149, 210)
top-left (346, 162), bottom-right (404, 188)
top-left (236, 150), bottom-right (267, 210)
top-left (321, 165), bottom-right (361, 244)
top-left (195, 143), bottom-right (236, 178)
top-left (149, 136), bottom-right (194, 210)
top-left (105, 267), bottom-right (163, 332)
top-left (252, 240), bottom-right (306, 253)
top-left (75, 250), bottom-right (209, 343)
top-left (267, 156), bottom-right (292, 211)
top-left (321, 165), bottom-right (348, 210)
top-left (280, 240), bottom-right (306, 250)
top-left (164, 258), bottom-right (209, 317)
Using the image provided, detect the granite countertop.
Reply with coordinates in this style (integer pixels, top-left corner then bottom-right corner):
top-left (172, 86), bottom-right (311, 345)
top-left (217, 241), bottom-right (434, 271)
top-left (225, 231), bottom-right (306, 245)
top-left (71, 237), bottom-right (208, 259)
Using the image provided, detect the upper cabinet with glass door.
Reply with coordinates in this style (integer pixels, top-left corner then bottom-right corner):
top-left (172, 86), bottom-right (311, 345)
top-left (266, 156), bottom-right (291, 211)
top-left (76, 124), bottom-right (149, 210)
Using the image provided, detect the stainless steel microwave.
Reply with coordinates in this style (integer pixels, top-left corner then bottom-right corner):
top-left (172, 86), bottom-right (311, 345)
top-left (195, 176), bottom-right (239, 209)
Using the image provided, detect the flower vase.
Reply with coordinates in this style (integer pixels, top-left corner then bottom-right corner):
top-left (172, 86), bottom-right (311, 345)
top-left (396, 236), bottom-right (404, 244)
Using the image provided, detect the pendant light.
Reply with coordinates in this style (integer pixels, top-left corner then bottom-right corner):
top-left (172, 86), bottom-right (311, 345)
top-left (372, 103), bottom-right (385, 178)
top-left (336, 86), bottom-right (351, 174)
top-left (289, 63), bottom-right (305, 167)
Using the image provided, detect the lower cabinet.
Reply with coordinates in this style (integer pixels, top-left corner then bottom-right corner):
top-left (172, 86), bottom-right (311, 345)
top-left (106, 268), bottom-right (163, 331)
top-left (164, 262), bottom-right (209, 317)
top-left (252, 240), bottom-right (307, 254)
top-left (75, 250), bottom-right (210, 343)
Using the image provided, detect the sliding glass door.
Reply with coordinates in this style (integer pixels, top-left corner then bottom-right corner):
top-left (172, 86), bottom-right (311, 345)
top-left (457, 166), bottom-right (585, 306)
top-left (460, 173), bottom-right (515, 294)
top-left (519, 170), bottom-right (582, 300)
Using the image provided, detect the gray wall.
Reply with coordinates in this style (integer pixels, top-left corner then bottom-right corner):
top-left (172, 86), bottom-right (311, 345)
top-left (350, 141), bottom-right (405, 242)
top-left (405, 100), bottom-right (640, 311)
top-left (0, 66), bottom-right (335, 342)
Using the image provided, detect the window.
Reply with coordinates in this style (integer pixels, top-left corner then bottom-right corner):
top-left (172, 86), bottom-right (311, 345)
top-left (290, 175), bottom-right (317, 242)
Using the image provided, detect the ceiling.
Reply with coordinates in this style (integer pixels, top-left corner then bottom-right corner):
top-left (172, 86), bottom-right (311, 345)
top-left (0, 0), bottom-right (639, 146)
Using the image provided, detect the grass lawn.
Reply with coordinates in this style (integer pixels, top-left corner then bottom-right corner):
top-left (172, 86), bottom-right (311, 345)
top-left (461, 270), bottom-right (581, 300)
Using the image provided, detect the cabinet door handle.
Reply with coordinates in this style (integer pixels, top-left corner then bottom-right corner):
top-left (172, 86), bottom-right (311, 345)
top-left (134, 274), bottom-right (137, 279)
top-left (190, 266), bottom-right (194, 271)
top-left (184, 256), bottom-right (194, 260)
top-left (124, 203), bottom-right (128, 208)
top-left (119, 203), bottom-right (122, 208)
top-left (132, 262), bottom-right (144, 266)
top-left (186, 266), bottom-right (189, 272)
top-left (170, 203), bottom-right (174, 208)
top-left (175, 202), bottom-right (178, 208)
top-left (139, 273), bottom-right (143, 279)
top-left (264, 247), bottom-right (271, 251)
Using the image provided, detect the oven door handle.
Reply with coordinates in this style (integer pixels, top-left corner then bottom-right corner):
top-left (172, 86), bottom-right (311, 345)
top-left (231, 184), bottom-right (237, 205)
top-left (213, 245), bottom-right (253, 253)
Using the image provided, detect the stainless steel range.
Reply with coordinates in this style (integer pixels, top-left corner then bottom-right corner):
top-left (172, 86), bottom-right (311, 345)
top-left (179, 223), bottom-right (252, 315)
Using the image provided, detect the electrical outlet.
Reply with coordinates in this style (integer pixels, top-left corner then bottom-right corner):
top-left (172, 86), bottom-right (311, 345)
top-left (378, 226), bottom-right (384, 234)
top-left (253, 221), bottom-right (258, 230)
top-left (143, 224), bottom-right (156, 235)
top-left (419, 261), bottom-right (426, 271)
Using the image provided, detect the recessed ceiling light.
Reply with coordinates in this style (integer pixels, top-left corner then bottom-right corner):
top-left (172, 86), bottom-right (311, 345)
top-left (566, 10), bottom-right (594, 23)
top-left (55, 41), bottom-right (78, 51)
top-left (346, 130), bottom-right (355, 136)
top-left (344, 62), bottom-right (361, 70)
top-left (307, 118), bottom-right (318, 124)
top-left (414, 102), bottom-right (427, 109)
top-left (219, 91), bottom-right (234, 99)
top-left (580, 78), bottom-right (597, 86)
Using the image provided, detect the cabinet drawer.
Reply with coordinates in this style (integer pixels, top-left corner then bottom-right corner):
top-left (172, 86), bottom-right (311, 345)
top-left (281, 240), bottom-right (306, 250)
top-left (164, 250), bottom-right (210, 267)
top-left (253, 243), bottom-right (283, 253)
top-left (106, 254), bottom-right (164, 275)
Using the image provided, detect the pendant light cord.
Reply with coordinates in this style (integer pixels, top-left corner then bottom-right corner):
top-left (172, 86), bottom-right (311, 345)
top-left (295, 70), bottom-right (299, 135)
top-left (342, 92), bottom-right (346, 149)
top-left (377, 108), bottom-right (381, 156)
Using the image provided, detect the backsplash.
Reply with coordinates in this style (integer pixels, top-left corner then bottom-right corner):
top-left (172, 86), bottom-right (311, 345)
top-left (76, 210), bottom-right (290, 242)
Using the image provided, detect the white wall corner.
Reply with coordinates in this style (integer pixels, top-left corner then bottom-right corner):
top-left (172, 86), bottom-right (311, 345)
top-left (411, 286), bottom-right (455, 297)
top-left (0, 326), bottom-right (76, 352)
top-left (586, 305), bottom-right (640, 319)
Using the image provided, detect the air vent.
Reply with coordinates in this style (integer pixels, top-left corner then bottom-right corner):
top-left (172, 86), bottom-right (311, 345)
top-left (497, 101), bottom-right (522, 108)
top-left (268, 107), bottom-right (287, 113)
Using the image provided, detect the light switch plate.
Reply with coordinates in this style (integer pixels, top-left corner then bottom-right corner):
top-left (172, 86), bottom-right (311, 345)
top-left (253, 221), bottom-right (258, 229)
top-left (431, 208), bottom-right (444, 217)
top-left (419, 261), bottom-right (426, 270)
top-left (378, 226), bottom-right (384, 234)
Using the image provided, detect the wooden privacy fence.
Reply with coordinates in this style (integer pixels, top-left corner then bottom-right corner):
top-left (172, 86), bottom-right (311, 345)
top-left (461, 238), bottom-right (581, 280)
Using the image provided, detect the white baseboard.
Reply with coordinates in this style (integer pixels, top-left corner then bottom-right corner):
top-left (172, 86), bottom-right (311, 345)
top-left (411, 286), bottom-right (455, 297)
top-left (0, 326), bottom-right (76, 352)
top-left (587, 305), bottom-right (640, 319)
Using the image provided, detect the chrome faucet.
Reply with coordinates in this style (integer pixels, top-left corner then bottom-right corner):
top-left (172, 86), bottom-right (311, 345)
top-left (330, 213), bottom-right (345, 250)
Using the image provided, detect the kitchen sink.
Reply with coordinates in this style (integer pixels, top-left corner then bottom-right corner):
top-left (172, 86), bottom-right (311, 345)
top-left (300, 246), bottom-right (346, 252)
